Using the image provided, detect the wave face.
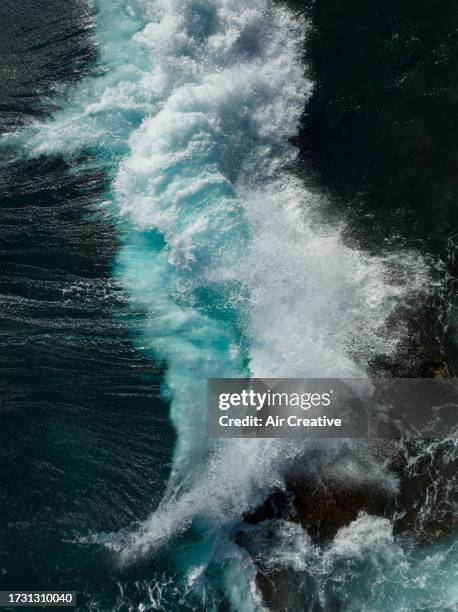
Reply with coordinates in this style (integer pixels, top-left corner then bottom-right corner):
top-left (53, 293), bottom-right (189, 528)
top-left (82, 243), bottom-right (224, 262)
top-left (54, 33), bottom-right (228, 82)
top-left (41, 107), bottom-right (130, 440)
top-left (9, 0), bottom-right (455, 609)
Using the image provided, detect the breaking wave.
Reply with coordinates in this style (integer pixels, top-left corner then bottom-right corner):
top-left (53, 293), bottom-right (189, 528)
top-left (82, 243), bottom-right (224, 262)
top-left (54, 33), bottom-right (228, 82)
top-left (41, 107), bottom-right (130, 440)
top-left (6, 1), bottom-right (449, 609)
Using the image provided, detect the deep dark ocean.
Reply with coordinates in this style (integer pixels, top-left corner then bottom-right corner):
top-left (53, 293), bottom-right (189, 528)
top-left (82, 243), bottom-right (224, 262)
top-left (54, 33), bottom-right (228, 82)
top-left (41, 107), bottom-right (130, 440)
top-left (0, 0), bottom-right (174, 604)
top-left (0, 1), bottom-right (457, 610)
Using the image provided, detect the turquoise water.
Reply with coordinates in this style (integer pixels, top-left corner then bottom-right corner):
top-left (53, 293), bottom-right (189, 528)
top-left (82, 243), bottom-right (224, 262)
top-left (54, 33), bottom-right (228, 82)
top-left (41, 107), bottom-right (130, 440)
top-left (2, 0), bottom-right (457, 610)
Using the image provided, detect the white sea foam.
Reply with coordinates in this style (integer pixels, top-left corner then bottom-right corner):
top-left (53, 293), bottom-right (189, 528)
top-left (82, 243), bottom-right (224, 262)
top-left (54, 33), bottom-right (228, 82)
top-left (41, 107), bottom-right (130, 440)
top-left (108, 0), bottom-right (427, 534)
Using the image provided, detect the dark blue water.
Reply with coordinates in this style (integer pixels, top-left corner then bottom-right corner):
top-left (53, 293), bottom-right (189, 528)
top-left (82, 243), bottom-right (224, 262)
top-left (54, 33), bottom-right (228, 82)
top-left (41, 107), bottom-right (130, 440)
top-left (0, 1), bottom-right (175, 607)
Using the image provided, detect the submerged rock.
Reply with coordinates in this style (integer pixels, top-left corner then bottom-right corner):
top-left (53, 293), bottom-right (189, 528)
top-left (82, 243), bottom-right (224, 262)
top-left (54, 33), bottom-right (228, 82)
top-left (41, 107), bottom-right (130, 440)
top-left (392, 438), bottom-right (458, 540)
top-left (244, 438), bottom-right (457, 544)
top-left (244, 477), bottom-right (393, 542)
top-left (241, 440), bottom-right (457, 610)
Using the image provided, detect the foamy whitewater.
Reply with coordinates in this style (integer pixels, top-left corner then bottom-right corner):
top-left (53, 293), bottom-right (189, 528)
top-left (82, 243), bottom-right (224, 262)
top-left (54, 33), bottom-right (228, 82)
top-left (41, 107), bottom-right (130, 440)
top-left (6, 0), bottom-right (458, 609)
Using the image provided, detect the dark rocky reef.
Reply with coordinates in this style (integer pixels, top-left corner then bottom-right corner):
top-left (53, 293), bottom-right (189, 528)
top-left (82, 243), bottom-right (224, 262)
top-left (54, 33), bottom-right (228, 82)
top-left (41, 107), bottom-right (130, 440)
top-left (238, 241), bottom-right (458, 609)
top-left (244, 439), bottom-right (457, 544)
top-left (240, 439), bottom-right (457, 610)
top-left (244, 477), bottom-right (392, 543)
top-left (238, 257), bottom-right (458, 610)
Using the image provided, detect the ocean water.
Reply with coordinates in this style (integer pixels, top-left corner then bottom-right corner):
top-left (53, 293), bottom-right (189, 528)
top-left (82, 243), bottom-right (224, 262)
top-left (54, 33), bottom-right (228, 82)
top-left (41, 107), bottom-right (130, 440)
top-left (0, 1), bottom-right (457, 610)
